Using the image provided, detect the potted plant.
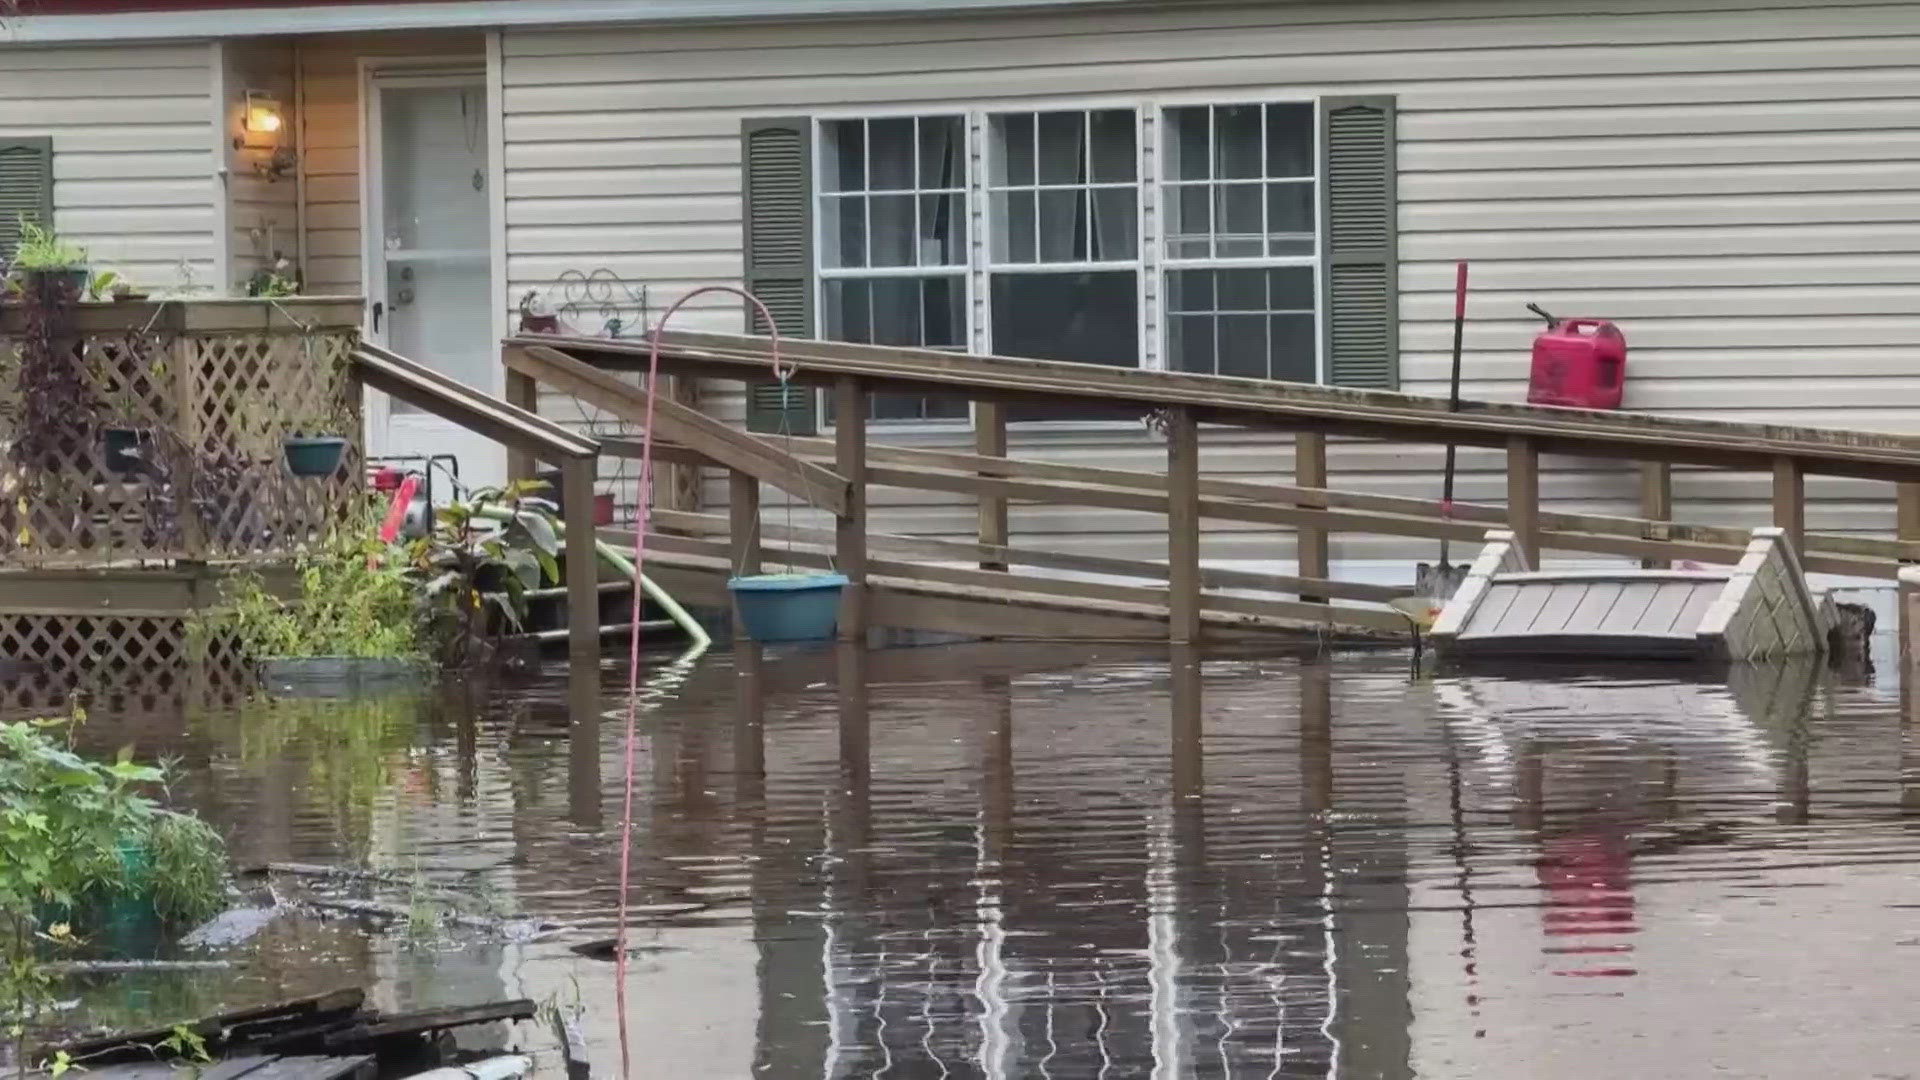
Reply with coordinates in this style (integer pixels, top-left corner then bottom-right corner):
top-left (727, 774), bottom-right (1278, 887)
top-left (284, 413), bottom-right (349, 477)
top-left (6, 217), bottom-right (88, 299)
top-left (226, 522), bottom-right (427, 696)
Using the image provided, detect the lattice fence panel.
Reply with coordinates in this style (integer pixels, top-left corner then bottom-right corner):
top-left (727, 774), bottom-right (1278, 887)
top-left (188, 330), bottom-right (362, 559)
top-left (0, 316), bottom-right (362, 569)
top-left (0, 612), bottom-right (246, 670)
top-left (0, 653), bottom-right (255, 718)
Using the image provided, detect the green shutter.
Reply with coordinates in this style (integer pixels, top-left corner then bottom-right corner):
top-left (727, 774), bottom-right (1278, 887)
top-left (741, 116), bottom-right (817, 435)
top-left (1319, 97), bottom-right (1398, 390)
top-left (0, 138), bottom-right (53, 267)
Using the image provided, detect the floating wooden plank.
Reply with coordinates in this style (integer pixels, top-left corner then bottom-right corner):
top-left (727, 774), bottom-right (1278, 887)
top-left (53, 990), bottom-right (365, 1066)
top-left (320, 1000), bottom-right (536, 1050)
top-left (1433, 527), bottom-right (1827, 661)
top-left (60, 1056), bottom-right (374, 1080)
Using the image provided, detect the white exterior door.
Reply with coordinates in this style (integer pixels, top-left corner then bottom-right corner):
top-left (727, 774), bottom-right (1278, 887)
top-left (363, 69), bottom-right (503, 491)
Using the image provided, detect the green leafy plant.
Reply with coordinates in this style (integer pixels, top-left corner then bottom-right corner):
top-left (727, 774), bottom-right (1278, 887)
top-left (403, 480), bottom-right (561, 667)
top-left (84, 270), bottom-right (119, 302)
top-left (7, 218), bottom-right (86, 272)
top-left (0, 713), bottom-right (227, 1075)
top-left (225, 522), bottom-right (422, 661)
top-left (243, 267), bottom-right (298, 299)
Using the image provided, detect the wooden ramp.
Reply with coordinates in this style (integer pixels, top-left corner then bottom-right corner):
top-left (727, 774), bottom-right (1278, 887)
top-left (1430, 527), bottom-right (1828, 661)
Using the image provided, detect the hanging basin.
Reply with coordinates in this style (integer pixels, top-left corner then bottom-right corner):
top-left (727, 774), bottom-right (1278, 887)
top-left (727, 572), bottom-right (848, 643)
top-left (284, 435), bottom-right (348, 477)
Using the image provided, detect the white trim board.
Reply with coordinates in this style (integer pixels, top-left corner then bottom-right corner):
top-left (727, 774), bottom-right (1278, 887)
top-left (0, 0), bottom-right (1144, 44)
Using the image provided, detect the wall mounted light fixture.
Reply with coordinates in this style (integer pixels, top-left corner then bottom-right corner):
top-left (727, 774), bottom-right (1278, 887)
top-left (243, 90), bottom-right (283, 137)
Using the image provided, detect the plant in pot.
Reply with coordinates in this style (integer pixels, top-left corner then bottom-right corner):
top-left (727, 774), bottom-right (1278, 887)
top-left (402, 480), bottom-right (562, 669)
top-left (283, 413), bottom-right (350, 478)
top-left (5, 218), bottom-right (88, 300)
top-left (225, 514), bottom-right (426, 694)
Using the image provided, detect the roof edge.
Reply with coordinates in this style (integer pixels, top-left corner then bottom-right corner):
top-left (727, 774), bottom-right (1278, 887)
top-left (0, 0), bottom-right (1143, 44)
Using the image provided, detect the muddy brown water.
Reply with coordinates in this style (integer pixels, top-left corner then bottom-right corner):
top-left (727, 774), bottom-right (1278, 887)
top-left (12, 640), bottom-right (1920, 1078)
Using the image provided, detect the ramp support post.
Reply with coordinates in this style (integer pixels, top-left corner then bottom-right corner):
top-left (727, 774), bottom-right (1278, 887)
top-left (1507, 437), bottom-right (1540, 568)
top-left (835, 377), bottom-right (869, 642)
top-left (1167, 406), bottom-right (1201, 646)
top-left (1296, 431), bottom-right (1329, 603)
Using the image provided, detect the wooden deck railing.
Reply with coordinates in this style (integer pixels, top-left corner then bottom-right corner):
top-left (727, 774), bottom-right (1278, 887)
top-left (0, 298), bottom-right (367, 570)
top-left (506, 331), bottom-right (1920, 645)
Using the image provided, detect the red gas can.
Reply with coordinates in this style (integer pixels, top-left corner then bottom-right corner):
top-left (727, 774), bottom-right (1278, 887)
top-left (1528, 318), bottom-right (1627, 410)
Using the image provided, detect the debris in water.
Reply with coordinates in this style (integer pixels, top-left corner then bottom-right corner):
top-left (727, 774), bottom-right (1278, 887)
top-left (179, 904), bottom-right (285, 949)
top-left (46, 988), bottom-right (536, 1076)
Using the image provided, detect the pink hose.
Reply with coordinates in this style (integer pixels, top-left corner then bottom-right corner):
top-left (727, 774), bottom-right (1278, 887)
top-left (616, 286), bottom-right (784, 1079)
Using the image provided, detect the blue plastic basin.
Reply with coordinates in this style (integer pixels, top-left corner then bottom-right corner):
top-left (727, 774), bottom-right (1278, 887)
top-left (727, 572), bottom-right (848, 643)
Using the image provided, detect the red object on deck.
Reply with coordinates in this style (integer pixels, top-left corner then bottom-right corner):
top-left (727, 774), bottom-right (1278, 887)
top-left (1528, 318), bottom-right (1627, 410)
top-left (379, 475), bottom-right (419, 544)
top-left (369, 466), bottom-right (404, 493)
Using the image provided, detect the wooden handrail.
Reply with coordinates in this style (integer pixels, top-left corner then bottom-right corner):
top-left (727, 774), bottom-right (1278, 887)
top-left (354, 343), bottom-right (597, 460)
top-left (505, 344), bottom-right (849, 513)
top-left (520, 331), bottom-right (1920, 482)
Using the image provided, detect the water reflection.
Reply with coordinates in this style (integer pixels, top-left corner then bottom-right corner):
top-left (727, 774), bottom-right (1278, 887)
top-left (16, 643), bottom-right (1920, 1076)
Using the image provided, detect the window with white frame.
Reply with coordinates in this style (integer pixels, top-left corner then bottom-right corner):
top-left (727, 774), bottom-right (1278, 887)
top-left (1162, 102), bottom-right (1318, 382)
top-left (799, 100), bottom-right (1332, 426)
top-left (987, 107), bottom-right (1140, 420)
top-left (817, 115), bottom-right (969, 422)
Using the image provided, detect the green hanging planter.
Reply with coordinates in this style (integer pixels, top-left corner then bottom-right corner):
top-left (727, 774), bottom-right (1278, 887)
top-left (284, 435), bottom-right (348, 477)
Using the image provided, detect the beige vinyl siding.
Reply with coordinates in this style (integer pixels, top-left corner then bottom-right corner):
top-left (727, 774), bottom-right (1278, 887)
top-left (502, 0), bottom-right (1920, 565)
top-left (0, 43), bottom-right (215, 290)
top-left (296, 31), bottom-right (486, 300)
top-left (223, 40), bottom-right (299, 293)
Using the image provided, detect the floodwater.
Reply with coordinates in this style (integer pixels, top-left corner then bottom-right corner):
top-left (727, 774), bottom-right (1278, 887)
top-left (16, 637), bottom-right (1920, 1078)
